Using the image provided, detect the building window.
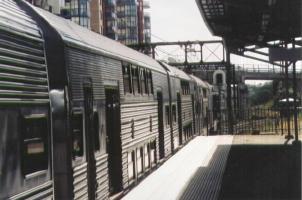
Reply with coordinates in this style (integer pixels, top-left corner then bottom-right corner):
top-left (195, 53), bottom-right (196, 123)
top-left (21, 114), bottom-right (49, 176)
top-left (71, 111), bottom-right (84, 159)
top-left (122, 62), bottom-right (132, 94)
top-left (165, 105), bottom-right (170, 127)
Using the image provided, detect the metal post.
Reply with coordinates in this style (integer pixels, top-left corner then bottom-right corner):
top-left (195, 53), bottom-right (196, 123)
top-left (224, 39), bottom-right (234, 135)
top-left (200, 43), bottom-right (203, 63)
top-left (292, 39), bottom-right (299, 142)
top-left (184, 44), bottom-right (188, 64)
top-left (285, 62), bottom-right (292, 139)
top-left (151, 45), bottom-right (156, 59)
top-left (232, 65), bottom-right (237, 119)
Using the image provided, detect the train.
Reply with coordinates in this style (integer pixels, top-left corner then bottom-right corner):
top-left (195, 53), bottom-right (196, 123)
top-left (0, 0), bottom-right (214, 199)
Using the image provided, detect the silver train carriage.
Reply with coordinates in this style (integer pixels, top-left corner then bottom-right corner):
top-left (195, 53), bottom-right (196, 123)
top-left (0, 0), bottom-right (213, 199)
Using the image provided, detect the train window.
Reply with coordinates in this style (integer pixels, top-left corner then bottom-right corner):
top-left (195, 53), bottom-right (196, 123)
top-left (21, 114), bottom-right (49, 176)
top-left (132, 66), bottom-right (140, 94)
top-left (128, 151), bottom-right (136, 180)
top-left (93, 112), bottom-right (100, 152)
top-left (140, 68), bottom-right (147, 94)
top-left (122, 62), bottom-right (132, 94)
top-left (149, 116), bottom-right (153, 132)
top-left (203, 89), bottom-right (207, 98)
top-left (131, 119), bottom-right (135, 138)
top-left (71, 112), bottom-right (84, 159)
top-left (144, 144), bottom-right (150, 169)
top-left (137, 148), bottom-right (143, 175)
top-left (181, 81), bottom-right (189, 95)
top-left (216, 74), bottom-right (223, 86)
top-left (147, 70), bottom-right (153, 95)
top-left (172, 105), bottom-right (177, 124)
top-left (99, 122), bottom-right (106, 154)
top-left (150, 141), bottom-right (156, 164)
top-left (165, 105), bottom-right (170, 127)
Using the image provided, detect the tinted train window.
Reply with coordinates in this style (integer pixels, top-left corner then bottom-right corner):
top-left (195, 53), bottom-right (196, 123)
top-left (172, 105), bottom-right (177, 124)
top-left (72, 112), bottom-right (84, 159)
top-left (165, 105), bottom-right (170, 127)
top-left (216, 74), bottom-right (223, 86)
top-left (22, 114), bottom-right (48, 176)
top-left (140, 69), bottom-right (147, 94)
top-left (132, 66), bottom-right (140, 94)
top-left (93, 112), bottom-right (100, 152)
top-left (203, 89), bottom-right (207, 97)
top-left (122, 62), bottom-right (132, 94)
top-left (181, 81), bottom-right (190, 95)
top-left (147, 70), bottom-right (153, 94)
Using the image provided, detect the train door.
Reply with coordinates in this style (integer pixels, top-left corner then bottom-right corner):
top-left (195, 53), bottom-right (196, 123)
top-left (177, 93), bottom-right (183, 145)
top-left (105, 87), bottom-right (123, 195)
top-left (157, 91), bottom-right (165, 159)
top-left (83, 81), bottom-right (97, 200)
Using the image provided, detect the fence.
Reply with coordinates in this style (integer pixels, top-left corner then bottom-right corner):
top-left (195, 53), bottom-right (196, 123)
top-left (207, 108), bottom-right (302, 135)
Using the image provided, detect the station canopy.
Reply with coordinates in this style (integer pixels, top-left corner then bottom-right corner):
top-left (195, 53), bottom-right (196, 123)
top-left (196, 0), bottom-right (302, 48)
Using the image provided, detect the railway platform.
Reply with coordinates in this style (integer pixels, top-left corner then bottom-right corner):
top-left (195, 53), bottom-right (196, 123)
top-left (122, 135), bottom-right (301, 200)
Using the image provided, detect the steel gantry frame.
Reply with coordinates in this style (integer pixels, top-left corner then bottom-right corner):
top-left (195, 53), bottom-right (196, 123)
top-left (128, 39), bottom-right (301, 138)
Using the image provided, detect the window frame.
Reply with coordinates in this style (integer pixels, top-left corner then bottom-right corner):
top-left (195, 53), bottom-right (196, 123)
top-left (165, 105), bottom-right (170, 127)
top-left (122, 62), bottom-right (132, 94)
top-left (71, 109), bottom-right (86, 163)
top-left (21, 113), bottom-right (50, 177)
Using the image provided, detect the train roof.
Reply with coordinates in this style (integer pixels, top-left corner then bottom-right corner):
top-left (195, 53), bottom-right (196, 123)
top-left (29, 3), bottom-right (166, 74)
top-left (159, 62), bottom-right (191, 81)
top-left (190, 75), bottom-right (208, 89)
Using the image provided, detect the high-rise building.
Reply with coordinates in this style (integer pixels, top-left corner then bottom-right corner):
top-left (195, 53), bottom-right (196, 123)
top-left (90, 0), bottom-right (104, 33)
top-left (68, 0), bottom-right (91, 28)
top-left (104, 0), bottom-right (150, 45)
top-left (143, 1), bottom-right (151, 43)
top-left (103, 0), bottom-right (118, 40)
top-left (115, 0), bottom-right (138, 45)
top-left (27, 0), bottom-right (150, 44)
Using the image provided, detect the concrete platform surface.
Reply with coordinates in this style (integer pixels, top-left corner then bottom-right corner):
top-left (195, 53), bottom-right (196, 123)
top-left (122, 135), bottom-right (233, 200)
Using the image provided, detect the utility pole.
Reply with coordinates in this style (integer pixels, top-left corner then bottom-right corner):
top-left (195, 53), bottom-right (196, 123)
top-left (224, 39), bottom-right (234, 135)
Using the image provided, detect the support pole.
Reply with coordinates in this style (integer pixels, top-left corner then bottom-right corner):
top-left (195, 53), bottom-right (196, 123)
top-left (284, 41), bottom-right (293, 140)
top-left (232, 65), bottom-right (237, 119)
top-left (184, 44), bottom-right (188, 64)
top-left (151, 45), bottom-right (156, 59)
top-left (292, 39), bottom-right (299, 142)
top-left (224, 39), bottom-right (234, 135)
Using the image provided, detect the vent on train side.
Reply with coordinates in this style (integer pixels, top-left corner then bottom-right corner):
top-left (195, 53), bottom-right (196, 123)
top-left (0, 0), bottom-right (49, 104)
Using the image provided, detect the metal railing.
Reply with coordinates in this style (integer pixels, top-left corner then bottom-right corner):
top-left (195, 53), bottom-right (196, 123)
top-left (235, 64), bottom-right (302, 74)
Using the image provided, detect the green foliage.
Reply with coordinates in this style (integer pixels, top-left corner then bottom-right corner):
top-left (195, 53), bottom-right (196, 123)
top-left (248, 82), bottom-right (274, 106)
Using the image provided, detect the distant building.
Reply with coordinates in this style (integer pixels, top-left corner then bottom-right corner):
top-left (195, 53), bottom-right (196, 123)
top-left (68, 0), bottom-right (91, 28)
top-left (143, 1), bottom-right (151, 43)
top-left (103, 0), bottom-right (118, 40)
top-left (90, 0), bottom-right (104, 33)
top-left (27, 0), bottom-right (151, 44)
top-left (106, 0), bottom-right (151, 45)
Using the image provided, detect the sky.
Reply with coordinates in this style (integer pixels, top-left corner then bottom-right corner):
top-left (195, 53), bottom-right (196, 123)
top-left (150, 0), bottom-right (219, 41)
top-left (148, 0), bottom-right (301, 85)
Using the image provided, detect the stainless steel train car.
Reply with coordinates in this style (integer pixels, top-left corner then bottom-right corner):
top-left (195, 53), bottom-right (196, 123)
top-left (0, 0), bottom-right (213, 199)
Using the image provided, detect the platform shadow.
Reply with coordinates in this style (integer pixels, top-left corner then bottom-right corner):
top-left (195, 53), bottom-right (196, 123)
top-left (219, 144), bottom-right (301, 200)
top-left (179, 144), bottom-right (301, 200)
